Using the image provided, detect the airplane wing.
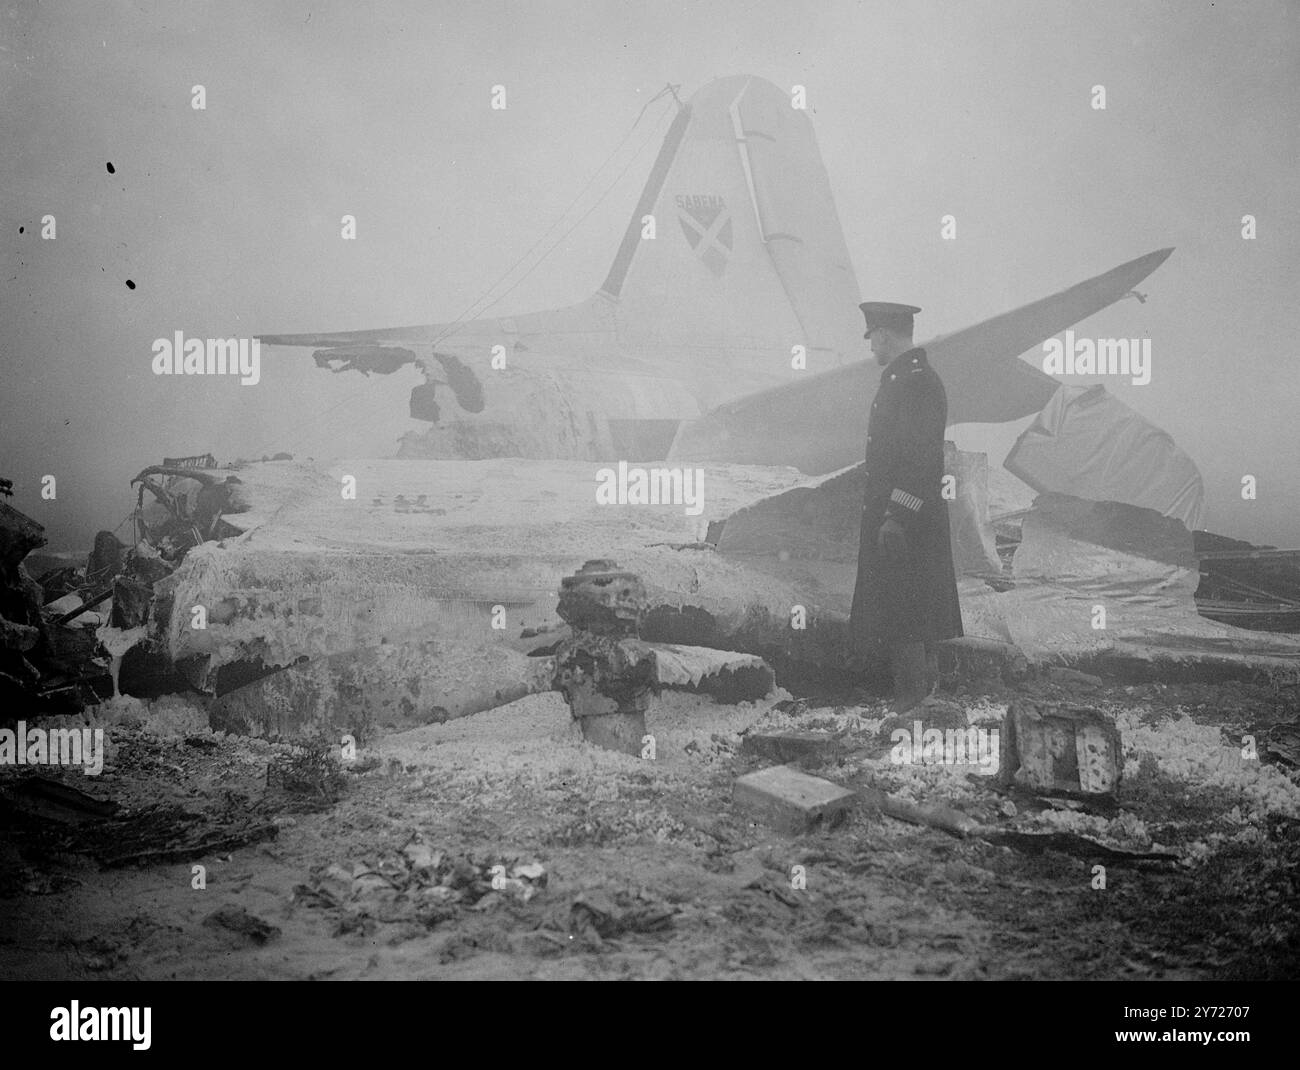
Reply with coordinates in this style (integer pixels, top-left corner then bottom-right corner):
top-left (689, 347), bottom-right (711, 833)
top-left (668, 247), bottom-right (1174, 474)
top-left (258, 295), bottom-right (618, 359)
top-left (258, 323), bottom-right (462, 348)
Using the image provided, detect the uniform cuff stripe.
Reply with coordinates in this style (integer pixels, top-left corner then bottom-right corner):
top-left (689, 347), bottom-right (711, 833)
top-left (890, 489), bottom-right (924, 512)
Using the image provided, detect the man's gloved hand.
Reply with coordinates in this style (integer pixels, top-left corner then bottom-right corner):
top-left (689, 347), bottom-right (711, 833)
top-left (877, 515), bottom-right (908, 560)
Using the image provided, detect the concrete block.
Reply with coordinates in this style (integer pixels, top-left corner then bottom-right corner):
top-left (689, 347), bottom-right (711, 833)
top-left (733, 764), bottom-right (857, 834)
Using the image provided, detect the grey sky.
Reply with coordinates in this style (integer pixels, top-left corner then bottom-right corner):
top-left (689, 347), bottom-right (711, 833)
top-left (3, 0), bottom-right (1297, 549)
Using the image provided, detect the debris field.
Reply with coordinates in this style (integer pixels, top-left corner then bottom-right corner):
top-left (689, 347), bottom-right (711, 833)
top-left (2, 671), bottom-right (1298, 980)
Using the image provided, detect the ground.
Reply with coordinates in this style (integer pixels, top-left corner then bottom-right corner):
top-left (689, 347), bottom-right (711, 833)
top-left (2, 675), bottom-right (1298, 981)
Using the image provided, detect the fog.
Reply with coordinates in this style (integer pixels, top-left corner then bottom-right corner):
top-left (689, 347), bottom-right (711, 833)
top-left (3, 0), bottom-right (1297, 551)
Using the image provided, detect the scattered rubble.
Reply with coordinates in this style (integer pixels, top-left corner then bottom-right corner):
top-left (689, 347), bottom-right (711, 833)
top-left (266, 739), bottom-right (348, 808)
top-left (866, 788), bottom-right (981, 838)
top-left (979, 829), bottom-right (1179, 863)
top-left (203, 907), bottom-right (281, 946)
top-left (292, 839), bottom-right (550, 938)
top-left (10, 776), bottom-right (120, 821)
top-left (1263, 721), bottom-right (1300, 769)
top-left (1, 786), bottom-right (280, 870)
top-left (566, 888), bottom-right (676, 942)
top-left (0, 676), bottom-right (1296, 978)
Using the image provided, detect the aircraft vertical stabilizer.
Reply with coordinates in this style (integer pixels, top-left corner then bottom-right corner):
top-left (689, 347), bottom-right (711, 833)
top-left (602, 76), bottom-right (862, 370)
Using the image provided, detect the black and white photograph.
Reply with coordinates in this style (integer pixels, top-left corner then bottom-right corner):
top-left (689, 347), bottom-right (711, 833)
top-left (2, 0), bottom-right (1298, 1012)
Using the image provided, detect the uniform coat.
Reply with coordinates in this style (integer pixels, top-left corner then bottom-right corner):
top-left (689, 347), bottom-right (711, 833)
top-left (849, 347), bottom-right (963, 653)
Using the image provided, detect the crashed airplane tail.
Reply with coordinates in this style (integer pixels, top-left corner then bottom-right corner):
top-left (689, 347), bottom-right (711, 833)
top-left (258, 75), bottom-right (869, 458)
top-left (259, 74), bottom-right (1179, 487)
top-left (598, 74), bottom-right (864, 364)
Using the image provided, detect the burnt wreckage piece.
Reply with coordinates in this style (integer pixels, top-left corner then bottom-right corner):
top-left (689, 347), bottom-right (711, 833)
top-left (553, 561), bottom-right (655, 756)
top-left (552, 560), bottom-right (776, 755)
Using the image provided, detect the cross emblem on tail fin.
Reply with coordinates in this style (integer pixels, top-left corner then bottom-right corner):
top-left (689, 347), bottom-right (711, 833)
top-left (676, 195), bottom-right (733, 277)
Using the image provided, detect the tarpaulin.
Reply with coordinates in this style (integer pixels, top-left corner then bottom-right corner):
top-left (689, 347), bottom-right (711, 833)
top-left (1005, 384), bottom-right (1204, 529)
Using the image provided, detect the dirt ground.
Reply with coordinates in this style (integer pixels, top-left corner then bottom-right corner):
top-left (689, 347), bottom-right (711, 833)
top-left (2, 674), bottom-right (1299, 981)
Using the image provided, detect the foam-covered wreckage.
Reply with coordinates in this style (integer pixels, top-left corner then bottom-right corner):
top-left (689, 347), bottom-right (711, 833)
top-left (85, 371), bottom-right (1294, 743)
top-left (0, 490), bottom-right (119, 714)
top-left (131, 460), bottom-right (249, 564)
top-left (712, 408), bottom-right (1298, 683)
top-left (138, 458), bottom-right (806, 741)
top-left (0, 459), bottom-right (277, 712)
top-left (553, 560), bottom-right (774, 754)
top-left (0, 496), bottom-right (49, 708)
top-left (964, 491), bottom-right (1300, 676)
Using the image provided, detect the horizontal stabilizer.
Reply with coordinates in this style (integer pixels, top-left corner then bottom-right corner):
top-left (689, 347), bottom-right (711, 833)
top-left (669, 248), bottom-right (1174, 474)
top-left (258, 325), bottom-right (458, 348)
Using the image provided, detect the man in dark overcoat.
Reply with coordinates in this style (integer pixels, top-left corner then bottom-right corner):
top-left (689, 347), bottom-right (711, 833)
top-left (849, 302), bottom-right (963, 712)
